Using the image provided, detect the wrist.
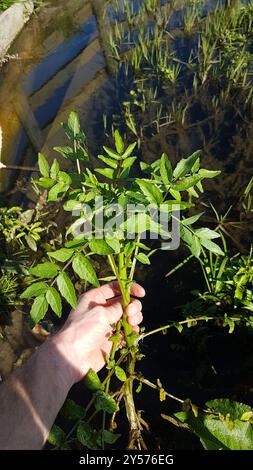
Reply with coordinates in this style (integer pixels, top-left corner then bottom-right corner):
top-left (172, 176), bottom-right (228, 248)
top-left (41, 335), bottom-right (77, 389)
top-left (48, 331), bottom-right (88, 386)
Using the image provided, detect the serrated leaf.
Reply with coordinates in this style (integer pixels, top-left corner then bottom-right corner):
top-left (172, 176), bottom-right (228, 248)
top-left (30, 262), bottom-right (59, 279)
top-left (72, 254), bottom-right (99, 287)
top-left (30, 295), bottom-right (48, 324)
top-left (57, 272), bottom-right (77, 309)
top-left (46, 287), bottom-right (62, 317)
top-left (173, 151), bottom-right (201, 179)
top-left (38, 153), bottom-right (50, 178)
top-left (136, 179), bottom-right (163, 204)
top-left (48, 248), bottom-right (74, 263)
top-left (115, 366), bottom-right (127, 382)
top-left (89, 239), bottom-right (114, 255)
top-left (114, 130), bottom-right (124, 154)
top-left (21, 282), bottom-right (48, 299)
top-left (95, 391), bottom-right (119, 414)
top-left (160, 153), bottom-right (172, 184)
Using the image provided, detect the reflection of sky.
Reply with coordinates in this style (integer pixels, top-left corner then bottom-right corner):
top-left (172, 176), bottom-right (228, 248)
top-left (22, 17), bottom-right (97, 96)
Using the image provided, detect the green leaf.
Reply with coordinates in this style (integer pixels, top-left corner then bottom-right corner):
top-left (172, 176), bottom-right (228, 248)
top-left (173, 151), bottom-right (201, 179)
top-left (122, 142), bottom-right (137, 159)
top-left (72, 254), bottom-right (100, 287)
top-left (38, 153), bottom-right (50, 178)
top-left (50, 159), bottom-right (60, 179)
top-left (105, 237), bottom-right (121, 254)
top-left (160, 153), bottom-right (172, 184)
top-left (98, 155), bottom-right (118, 169)
top-left (178, 399), bottom-right (253, 450)
top-left (61, 399), bottom-right (85, 421)
top-left (182, 213), bottom-right (204, 226)
top-left (95, 391), bottom-right (119, 414)
top-left (122, 156), bottom-right (137, 170)
top-left (136, 252), bottom-right (151, 265)
top-left (196, 228), bottom-right (220, 240)
top-left (198, 169), bottom-right (221, 179)
top-left (200, 238), bottom-right (224, 256)
top-left (114, 130), bottom-right (124, 154)
top-left (136, 179), bottom-right (163, 204)
top-left (25, 234), bottom-right (37, 252)
top-left (89, 239), bottom-right (114, 255)
top-left (68, 111), bottom-right (80, 136)
top-left (35, 177), bottom-right (55, 189)
top-left (77, 422), bottom-right (98, 450)
top-left (115, 366), bottom-right (127, 382)
top-left (48, 425), bottom-right (66, 447)
top-left (48, 182), bottom-right (69, 202)
top-left (83, 368), bottom-right (103, 391)
top-left (46, 287), bottom-right (62, 317)
top-left (95, 168), bottom-right (116, 179)
top-left (21, 282), bottom-right (48, 299)
top-left (57, 272), bottom-right (77, 309)
top-left (30, 295), bottom-right (48, 324)
top-left (100, 429), bottom-right (121, 445)
top-left (172, 175), bottom-right (201, 191)
top-left (30, 262), bottom-right (59, 279)
top-left (103, 146), bottom-right (121, 160)
top-left (53, 146), bottom-right (75, 160)
top-left (48, 248), bottom-right (74, 263)
top-left (190, 236), bottom-right (201, 258)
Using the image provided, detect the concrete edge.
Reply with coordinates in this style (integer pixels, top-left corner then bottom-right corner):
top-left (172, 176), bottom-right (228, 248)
top-left (0, 1), bottom-right (34, 59)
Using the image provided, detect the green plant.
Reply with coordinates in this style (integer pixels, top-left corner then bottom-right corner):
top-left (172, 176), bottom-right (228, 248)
top-left (163, 398), bottom-right (253, 450)
top-left (21, 112), bottom-right (222, 449)
top-left (0, 207), bottom-right (44, 252)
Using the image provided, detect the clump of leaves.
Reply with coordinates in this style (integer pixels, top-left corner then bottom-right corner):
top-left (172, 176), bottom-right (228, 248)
top-left (0, 207), bottom-right (44, 252)
top-left (181, 248), bottom-right (253, 333)
top-left (0, 273), bottom-right (20, 317)
top-left (23, 112), bottom-right (222, 449)
top-left (163, 398), bottom-right (253, 450)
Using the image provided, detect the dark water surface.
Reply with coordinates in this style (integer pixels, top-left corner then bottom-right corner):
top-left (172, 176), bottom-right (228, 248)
top-left (0, 0), bottom-right (253, 449)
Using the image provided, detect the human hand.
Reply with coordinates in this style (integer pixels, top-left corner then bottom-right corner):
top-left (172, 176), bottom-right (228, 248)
top-left (51, 282), bottom-right (145, 385)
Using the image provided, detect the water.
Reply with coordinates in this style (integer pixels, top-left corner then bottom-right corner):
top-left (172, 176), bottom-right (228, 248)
top-left (1, 0), bottom-right (253, 448)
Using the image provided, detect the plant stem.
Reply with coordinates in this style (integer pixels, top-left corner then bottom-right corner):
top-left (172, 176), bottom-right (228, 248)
top-left (165, 254), bottom-right (194, 277)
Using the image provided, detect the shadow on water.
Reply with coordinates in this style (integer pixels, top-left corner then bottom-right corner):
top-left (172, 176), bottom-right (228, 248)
top-left (1, 0), bottom-right (253, 449)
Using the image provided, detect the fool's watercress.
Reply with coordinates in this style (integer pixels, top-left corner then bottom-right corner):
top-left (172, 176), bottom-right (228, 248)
top-left (22, 112), bottom-right (222, 449)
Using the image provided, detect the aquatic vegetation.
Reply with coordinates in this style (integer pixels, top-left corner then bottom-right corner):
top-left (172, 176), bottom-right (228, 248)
top-left (20, 112), bottom-right (223, 449)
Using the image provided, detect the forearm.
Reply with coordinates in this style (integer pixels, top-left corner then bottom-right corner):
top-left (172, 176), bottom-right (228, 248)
top-left (0, 338), bottom-right (74, 450)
